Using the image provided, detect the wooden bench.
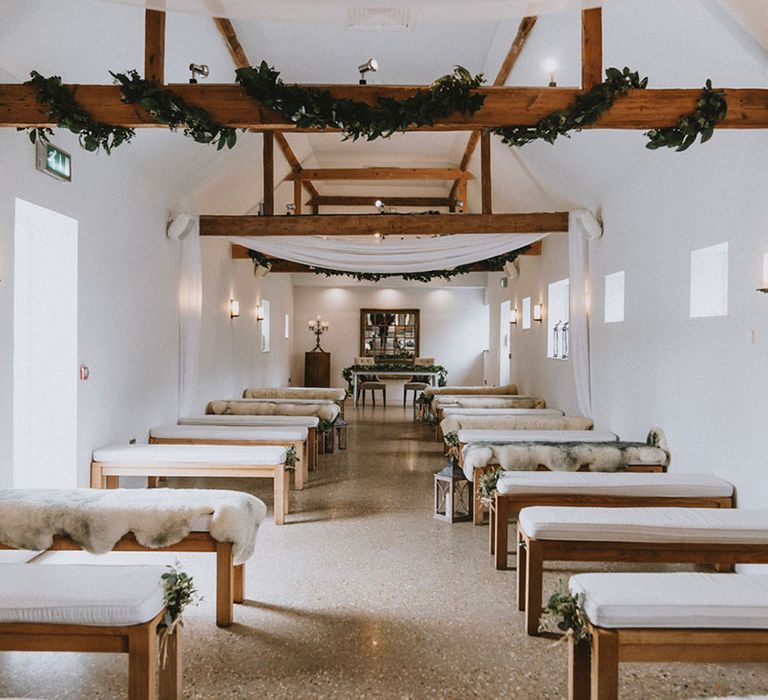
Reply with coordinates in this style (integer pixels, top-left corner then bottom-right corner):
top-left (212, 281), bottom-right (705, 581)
top-left (567, 572), bottom-right (768, 700)
top-left (149, 423), bottom-right (310, 490)
top-left (491, 472), bottom-right (734, 571)
top-left (91, 443), bottom-right (289, 525)
top-left (517, 506), bottom-right (768, 635)
top-left (0, 563), bottom-right (181, 699)
top-left (435, 407), bottom-right (564, 442)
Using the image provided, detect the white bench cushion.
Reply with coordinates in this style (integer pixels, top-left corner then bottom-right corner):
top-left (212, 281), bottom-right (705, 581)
top-left (180, 415), bottom-right (320, 428)
top-left (243, 387), bottom-right (347, 401)
top-left (570, 572), bottom-right (768, 629)
top-left (442, 408), bottom-right (564, 417)
top-left (93, 444), bottom-right (286, 465)
top-left (0, 563), bottom-right (166, 626)
top-left (150, 424), bottom-right (307, 442)
top-left (520, 507), bottom-right (768, 543)
top-left (457, 429), bottom-right (618, 443)
top-left (497, 472), bottom-right (733, 498)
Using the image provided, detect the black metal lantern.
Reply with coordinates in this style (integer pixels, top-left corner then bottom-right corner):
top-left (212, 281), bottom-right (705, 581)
top-left (433, 454), bottom-right (471, 523)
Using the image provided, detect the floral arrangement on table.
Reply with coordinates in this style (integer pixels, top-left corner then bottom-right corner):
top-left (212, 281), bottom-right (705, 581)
top-left (21, 63), bottom-right (727, 155)
top-left (341, 363), bottom-right (448, 396)
top-left (538, 580), bottom-right (591, 642)
top-left (158, 563), bottom-right (200, 667)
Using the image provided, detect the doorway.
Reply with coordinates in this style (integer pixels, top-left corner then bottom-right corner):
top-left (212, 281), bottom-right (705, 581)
top-left (13, 198), bottom-right (78, 487)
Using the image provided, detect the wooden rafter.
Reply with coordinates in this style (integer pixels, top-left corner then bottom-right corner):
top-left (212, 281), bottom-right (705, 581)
top-left (201, 211), bottom-right (568, 237)
top-left (4, 84), bottom-right (767, 130)
top-left (263, 131), bottom-right (274, 215)
top-left (581, 8), bottom-right (603, 90)
top-left (144, 10), bottom-right (166, 84)
top-left (288, 168), bottom-right (470, 181)
top-left (309, 196), bottom-right (452, 208)
top-left (480, 129), bottom-right (492, 214)
top-left (450, 16), bottom-right (538, 203)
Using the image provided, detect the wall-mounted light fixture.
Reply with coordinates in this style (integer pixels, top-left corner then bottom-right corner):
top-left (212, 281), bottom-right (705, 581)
top-left (533, 303), bottom-right (543, 322)
top-left (255, 304), bottom-right (265, 322)
top-left (758, 253), bottom-right (768, 293)
top-left (543, 57), bottom-right (558, 87)
top-left (358, 57), bottom-right (378, 84)
top-left (189, 63), bottom-right (209, 84)
top-left (229, 299), bottom-right (240, 319)
top-left (285, 203), bottom-right (296, 216)
top-left (510, 307), bottom-right (518, 325)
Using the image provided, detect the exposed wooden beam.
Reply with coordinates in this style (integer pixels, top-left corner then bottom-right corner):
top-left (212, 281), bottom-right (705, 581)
top-left (4, 84), bottom-right (767, 130)
top-left (231, 243), bottom-right (542, 263)
top-left (289, 168), bottom-right (470, 181)
top-left (451, 16), bottom-right (538, 203)
top-left (202, 211), bottom-right (569, 237)
top-left (263, 132), bottom-right (274, 215)
top-left (213, 17), bottom-right (250, 69)
top-left (274, 132), bottom-right (320, 201)
top-left (293, 179), bottom-right (303, 215)
top-left (310, 196), bottom-right (452, 208)
top-left (480, 130), bottom-right (492, 214)
top-left (144, 10), bottom-right (166, 84)
top-left (582, 8), bottom-right (603, 91)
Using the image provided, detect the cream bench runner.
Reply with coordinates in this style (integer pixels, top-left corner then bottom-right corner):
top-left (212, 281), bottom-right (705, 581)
top-left (0, 563), bottom-right (180, 699)
top-left (518, 506), bottom-right (768, 636)
top-left (91, 444), bottom-right (288, 525)
top-left (242, 387), bottom-right (347, 416)
top-left (150, 424), bottom-right (309, 490)
top-left (0, 487), bottom-right (266, 627)
top-left (180, 414), bottom-right (321, 471)
top-left (567, 572), bottom-right (768, 700)
top-left (492, 472), bottom-right (734, 570)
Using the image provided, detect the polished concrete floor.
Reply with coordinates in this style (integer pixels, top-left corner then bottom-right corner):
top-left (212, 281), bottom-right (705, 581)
top-left (2, 407), bottom-right (768, 699)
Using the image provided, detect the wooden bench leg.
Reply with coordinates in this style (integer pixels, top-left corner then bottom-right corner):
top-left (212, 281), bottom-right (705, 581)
top-left (106, 475), bottom-right (120, 489)
top-left (273, 467), bottom-right (286, 525)
top-left (568, 636), bottom-right (591, 700)
top-left (489, 500), bottom-right (496, 555)
top-left (516, 531), bottom-right (527, 612)
top-left (128, 622), bottom-right (157, 699)
top-left (90, 463), bottom-right (104, 488)
top-left (233, 563), bottom-right (245, 604)
top-left (308, 430), bottom-right (317, 472)
top-left (293, 441), bottom-right (304, 490)
top-left (591, 628), bottom-right (619, 700)
top-left (301, 442), bottom-right (310, 485)
top-left (147, 477), bottom-right (159, 489)
top-left (494, 496), bottom-right (509, 570)
top-left (525, 540), bottom-right (543, 635)
top-left (159, 627), bottom-right (182, 700)
top-left (473, 480), bottom-right (484, 526)
top-left (215, 541), bottom-right (234, 627)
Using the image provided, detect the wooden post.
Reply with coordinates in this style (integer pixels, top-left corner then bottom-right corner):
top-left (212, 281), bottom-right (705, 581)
top-left (144, 10), bottom-right (166, 84)
top-left (458, 178), bottom-right (468, 214)
top-left (215, 541), bottom-right (234, 627)
top-left (128, 623), bottom-right (157, 699)
top-left (263, 132), bottom-right (274, 215)
top-left (591, 628), bottom-right (619, 699)
top-left (480, 129), bottom-right (492, 214)
top-left (568, 636), bottom-right (591, 700)
top-left (581, 8), bottom-right (603, 91)
top-left (158, 628), bottom-right (182, 699)
top-left (293, 179), bottom-right (303, 215)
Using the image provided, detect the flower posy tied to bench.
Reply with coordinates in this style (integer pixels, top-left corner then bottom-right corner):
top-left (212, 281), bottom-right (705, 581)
top-left (538, 580), bottom-right (591, 644)
top-left (158, 563), bottom-right (199, 668)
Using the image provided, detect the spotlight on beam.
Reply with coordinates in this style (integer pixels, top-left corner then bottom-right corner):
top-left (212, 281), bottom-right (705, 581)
top-left (358, 58), bottom-right (378, 84)
top-left (189, 63), bottom-right (209, 84)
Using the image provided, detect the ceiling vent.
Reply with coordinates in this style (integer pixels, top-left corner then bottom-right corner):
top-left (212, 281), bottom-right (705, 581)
top-left (346, 8), bottom-right (411, 31)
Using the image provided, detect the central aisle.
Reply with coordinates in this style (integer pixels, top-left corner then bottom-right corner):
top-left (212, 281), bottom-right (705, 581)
top-left (3, 408), bottom-right (768, 698)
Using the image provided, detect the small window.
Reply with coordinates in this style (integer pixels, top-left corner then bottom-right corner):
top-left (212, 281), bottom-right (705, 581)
top-left (604, 271), bottom-right (625, 323)
top-left (547, 279), bottom-right (569, 359)
top-left (261, 300), bottom-right (271, 352)
top-left (521, 297), bottom-right (531, 330)
top-left (690, 242), bottom-right (728, 318)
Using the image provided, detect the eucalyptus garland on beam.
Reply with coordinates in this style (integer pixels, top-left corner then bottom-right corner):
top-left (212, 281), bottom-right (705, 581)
top-left (235, 62), bottom-right (485, 140)
top-left (247, 248), bottom-right (529, 283)
top-left (645, 80), bottom-right (727, 151)
top-left (111, 70), bottom-right (238, 150)
top-left (21, 71), bottom-right (135, 153)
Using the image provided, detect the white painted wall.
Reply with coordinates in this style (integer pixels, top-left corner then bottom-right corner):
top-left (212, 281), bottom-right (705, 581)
top-left (291, 279), bottom-right (489, 398)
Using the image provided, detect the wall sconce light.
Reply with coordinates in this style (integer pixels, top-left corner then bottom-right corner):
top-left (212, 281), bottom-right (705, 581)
top-left (255, 304), bottom-right (265, 322)
top-left (510, 307), bottom-right (518, 325)
top-left (229, 299), bottom-right (240, 319)
top-left (758, 253), bottom-right (768, 293)
top-left (358, 57), bottom-right (378, 85)
top-left (533, 303), bottom-right (543, 322)
top-left (543, 57), bottom-right (558, 87)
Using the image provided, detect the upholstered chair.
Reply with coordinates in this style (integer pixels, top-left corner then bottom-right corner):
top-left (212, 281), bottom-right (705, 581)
top-left (354, 356), bottom-right (386, 406)
top-left (403, 356), bottom-right (435, 411)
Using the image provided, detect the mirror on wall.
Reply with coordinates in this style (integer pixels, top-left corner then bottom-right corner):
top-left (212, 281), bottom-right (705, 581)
top-left (360, 308), bottom-right (420, 362)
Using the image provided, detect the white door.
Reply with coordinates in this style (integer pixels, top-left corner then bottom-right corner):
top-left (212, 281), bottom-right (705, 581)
top-left (13, 199), bottom-right (78, 487)
top-left (499, 300), bottom-right (510, 386)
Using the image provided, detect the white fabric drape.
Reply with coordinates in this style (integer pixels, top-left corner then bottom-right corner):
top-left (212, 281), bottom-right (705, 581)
top-left (178, 224), bottom-right (203, 418)
top-left (568, 211), bottom-right (593, 418)
top-left (229, 233), bottom-right (547, 274)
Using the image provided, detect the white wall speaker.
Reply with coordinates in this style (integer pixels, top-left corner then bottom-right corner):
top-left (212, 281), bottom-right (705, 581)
top-left (166, 213), bottom-right (195, 241)
top-left (503, 259), bottom-right (520, 280)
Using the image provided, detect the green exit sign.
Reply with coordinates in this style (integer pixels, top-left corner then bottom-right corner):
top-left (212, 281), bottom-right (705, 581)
top-left (35, 140), bottom-right (72, 182)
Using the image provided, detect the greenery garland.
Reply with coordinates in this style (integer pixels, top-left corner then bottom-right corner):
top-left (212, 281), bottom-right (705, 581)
top-left (645, 79), bottom-right (727, 151)
top-left (22, 71), bottom-right (135, 153)
top-left (111, 70), bottom-right (238, 150)
top-left (342, 363), bottom-right (448, 395)
top-left (236, 62), bottom-right (485, 140)
top-left (493, 67), bottom-right (648, 147)
top-left (247, 248), bottom-right (528, 284)
top-left (538, 580), bottom-right (591, 642)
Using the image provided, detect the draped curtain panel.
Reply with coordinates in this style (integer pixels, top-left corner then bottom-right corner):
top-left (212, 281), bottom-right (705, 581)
top-left (568, 211), bottom-right (594, 418)
top-left (178, 225), bottom-right (203, 417)
top-left (229, 233), bottom-right (548, 274)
